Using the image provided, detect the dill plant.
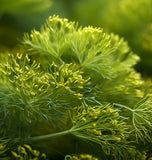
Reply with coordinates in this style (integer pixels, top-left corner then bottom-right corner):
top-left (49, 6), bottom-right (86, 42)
top-left (0, 15), bottom-right (152, 160)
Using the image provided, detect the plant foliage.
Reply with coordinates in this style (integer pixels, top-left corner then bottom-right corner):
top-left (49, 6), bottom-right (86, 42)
top-left (0, 15), bottom-right (152, 160)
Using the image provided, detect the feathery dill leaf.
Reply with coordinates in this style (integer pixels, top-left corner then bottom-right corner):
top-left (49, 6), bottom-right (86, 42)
top-left (115, 96), bottom-right (152, 142)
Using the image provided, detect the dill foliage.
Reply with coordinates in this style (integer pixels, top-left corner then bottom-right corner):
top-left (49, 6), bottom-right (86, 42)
top-left (0, 15), bottom-right (152, 160)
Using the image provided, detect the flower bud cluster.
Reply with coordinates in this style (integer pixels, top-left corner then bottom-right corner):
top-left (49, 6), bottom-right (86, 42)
top-left (49, 62), bottom-right (89, 100)
top-left (65, 154), bottom-right (98, 160)
top-left (71, 104), bottom-right (127, 155)
top-left (11, 144), bottom-right (47, 160)
top-left (0, 54), bottom-right (50, 101)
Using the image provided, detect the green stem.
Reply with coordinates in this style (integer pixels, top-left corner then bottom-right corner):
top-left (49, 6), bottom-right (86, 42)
top-left (114, 103), bottom-right (134, 112)
top-left (27, 129), bottom-right (71, 142)
top-left (13, 129), bottom-right (72, 143)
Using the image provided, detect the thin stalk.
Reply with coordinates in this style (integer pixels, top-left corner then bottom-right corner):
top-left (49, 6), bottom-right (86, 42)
top-left (114, 103), bottom-right (134, 112)
top-left (27, 129), bottom-right (71, 142)
top-left (13, 129), bottom-right (72, 143)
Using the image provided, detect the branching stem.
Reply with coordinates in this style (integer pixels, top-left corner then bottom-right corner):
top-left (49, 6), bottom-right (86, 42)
top-left (114, 103), bottom-right (134, 112)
